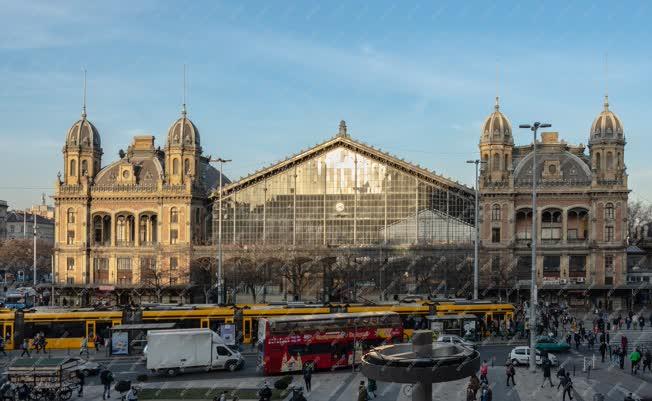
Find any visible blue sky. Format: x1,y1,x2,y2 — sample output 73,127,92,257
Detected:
1,0,651,209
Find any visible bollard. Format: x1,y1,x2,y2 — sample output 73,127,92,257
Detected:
592,354,596,369
587,364,591,379
583,357,587,372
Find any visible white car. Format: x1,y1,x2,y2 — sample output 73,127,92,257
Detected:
509,346,558,366
436,335,477,350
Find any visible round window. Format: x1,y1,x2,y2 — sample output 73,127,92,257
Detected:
335,202,345,213
548,164,557,174
122,170,130,179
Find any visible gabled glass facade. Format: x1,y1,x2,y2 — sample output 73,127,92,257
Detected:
218,145,474,247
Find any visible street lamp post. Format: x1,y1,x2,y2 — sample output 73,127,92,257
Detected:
33,213,38,287
518,121,551,372
210,157,232,305
466,159,484,300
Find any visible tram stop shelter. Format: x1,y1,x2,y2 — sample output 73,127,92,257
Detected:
110,323,176,356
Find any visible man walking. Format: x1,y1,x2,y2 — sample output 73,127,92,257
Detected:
643,348,652,373
302,362,312,393
600,341,607,363
99,368,114,400
541,355,554,388
505,361,516,387
630,348,642,375
19,339,30,357
560,372,573,401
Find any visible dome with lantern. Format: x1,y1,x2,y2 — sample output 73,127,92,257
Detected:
167,106,200,148
480,97,513,144
590,95,624,143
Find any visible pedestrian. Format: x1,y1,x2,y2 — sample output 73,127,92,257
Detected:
20,339,30,357
469,374,480,398
99,368,114,400
560,372,573,401
643,348,652,373
367,378,377,399
556,366,567,390
81,336,90,357
216,391,227,401
639,316,645,330
587,333,595,351
16,381,29,401
40,334,47,353
302,362,312,393
619,347,626,370
626,316,632,330
480,359,489,384
357,381,368,401
630,348,642,375
566,333,572,345
573,332,581,350
104,337,111,357
600,341,607,363
541,355,554,388
505,361,516,387
75,368,85,397
258,382,272,401
125,386,138,401
621,335,628,355
466,385,475,401
94,334,101,352
0,337,6,357
480,383,492,401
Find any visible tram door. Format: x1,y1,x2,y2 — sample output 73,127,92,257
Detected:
243,317,252,344
86,321,96,340
3,322,13,350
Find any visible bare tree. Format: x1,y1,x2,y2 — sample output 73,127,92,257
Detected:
190,257,216,303
628,200,652,244
278,250,314,301
0,239,52,282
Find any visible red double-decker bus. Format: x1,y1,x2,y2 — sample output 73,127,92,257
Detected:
257,311,403,375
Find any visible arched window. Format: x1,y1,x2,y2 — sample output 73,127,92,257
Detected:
184,159,190,175
493,153,500,171
116,216,126,242
605,203,615,220
67,208,76,224
596,152,601,170
172,158,179,175
70,159,77,176
491,204,501,221
81,160,88,176
170,207,178,224
606,152,613,170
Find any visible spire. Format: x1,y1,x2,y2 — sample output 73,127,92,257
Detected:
82,68,87,119
182,64,187,117
495,63,500,111
338,120,348,137
604,52,609,111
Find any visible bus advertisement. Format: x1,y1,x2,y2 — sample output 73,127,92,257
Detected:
257,311,403,375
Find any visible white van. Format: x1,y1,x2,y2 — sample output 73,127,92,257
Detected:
146,328,244,376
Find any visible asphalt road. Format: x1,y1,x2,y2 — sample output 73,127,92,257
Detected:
85,345,524,385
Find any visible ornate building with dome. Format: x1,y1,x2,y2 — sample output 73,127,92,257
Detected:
53,103,223,304
478,95,629,309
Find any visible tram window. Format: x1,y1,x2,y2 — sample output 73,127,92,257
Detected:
209,319,226,333
25,321,86,338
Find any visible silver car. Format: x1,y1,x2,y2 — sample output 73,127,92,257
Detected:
436,334,477,350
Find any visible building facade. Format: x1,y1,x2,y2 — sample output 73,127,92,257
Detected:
53,105,222,303
0,201,7,240
5,211,55,243
479,96,629,309
210,121,476,302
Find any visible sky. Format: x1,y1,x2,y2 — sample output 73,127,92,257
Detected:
1,0,651,209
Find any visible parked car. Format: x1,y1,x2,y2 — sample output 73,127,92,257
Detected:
436,334,477,350
534,335,571,352
509,346,558,366
69,357,103,376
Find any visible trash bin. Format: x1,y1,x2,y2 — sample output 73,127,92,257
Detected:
592,394,604,401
